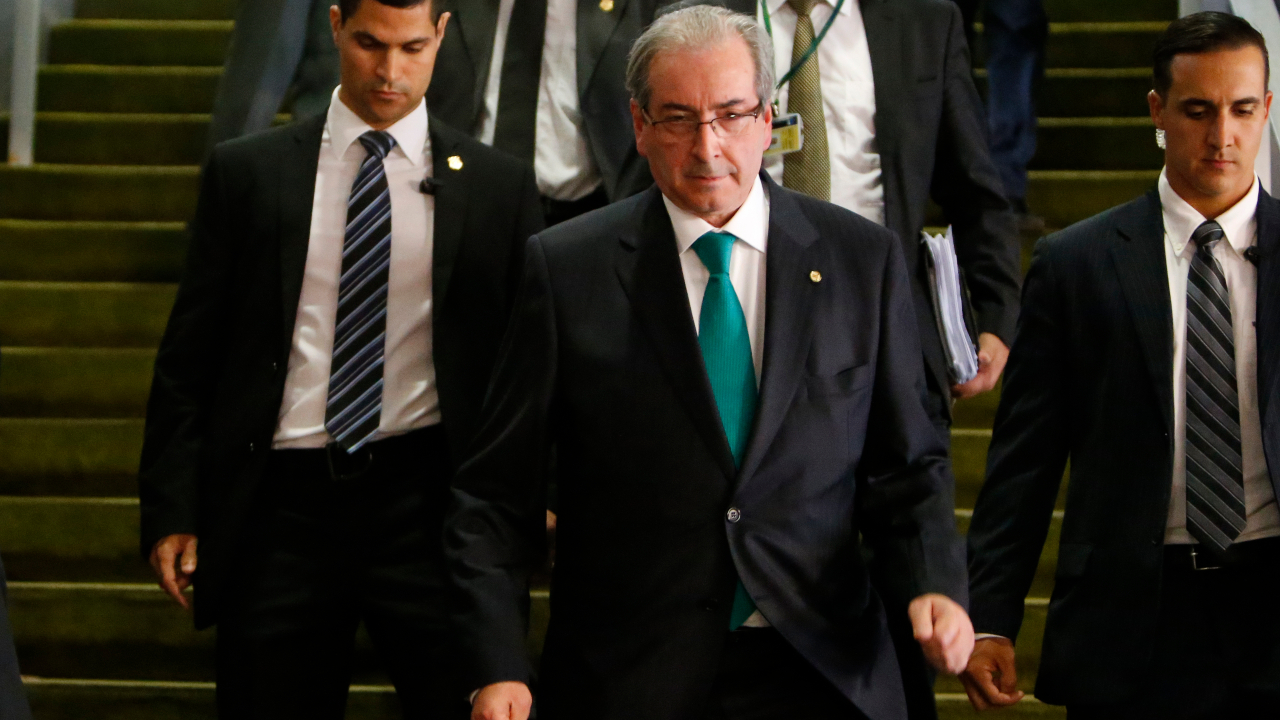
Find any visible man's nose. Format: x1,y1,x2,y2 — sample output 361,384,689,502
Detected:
691,121,720,161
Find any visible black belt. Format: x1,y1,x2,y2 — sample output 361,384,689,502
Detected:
270,425,447,483
1164,536,1280,572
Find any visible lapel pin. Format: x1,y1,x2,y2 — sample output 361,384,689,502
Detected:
600,0,614,11
810,270,822,283
447,155,464,171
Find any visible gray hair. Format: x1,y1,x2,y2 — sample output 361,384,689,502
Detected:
625,5,776,112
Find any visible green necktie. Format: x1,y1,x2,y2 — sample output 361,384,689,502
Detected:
781,0,831,201
692,231,760,630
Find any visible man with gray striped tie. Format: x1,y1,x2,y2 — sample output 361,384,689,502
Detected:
138,0,542,716
962,12,1280,717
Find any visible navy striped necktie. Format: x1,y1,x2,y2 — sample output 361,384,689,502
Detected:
325,130,396,453
1184,219,1246,552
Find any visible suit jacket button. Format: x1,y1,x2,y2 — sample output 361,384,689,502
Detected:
248,442,256,453
726,508,741,523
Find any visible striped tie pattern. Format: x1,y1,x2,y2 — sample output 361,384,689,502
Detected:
781,0,831,202
1184,219,1246,552
325,130,396,453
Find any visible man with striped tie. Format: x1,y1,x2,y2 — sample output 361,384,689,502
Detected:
138,0,542,716
962,12,1280,717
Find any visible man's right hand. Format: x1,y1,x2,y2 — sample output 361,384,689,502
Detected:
959,636,1025,710
149,534,198,610
472,682,532,720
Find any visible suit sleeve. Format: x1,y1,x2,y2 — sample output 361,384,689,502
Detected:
444,235,557,691
966,238,1071,641
929,1,1022,346
858,234,968,605
137,150,237,557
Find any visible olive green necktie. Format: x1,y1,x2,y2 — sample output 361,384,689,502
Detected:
781,0,831,201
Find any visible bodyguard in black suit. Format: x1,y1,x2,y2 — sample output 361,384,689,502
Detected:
963,14,1280,717
451,8,973,720
428,0,665,223
0,553,33,720
138,0,542,716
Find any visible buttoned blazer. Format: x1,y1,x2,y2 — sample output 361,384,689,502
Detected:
444,174,967,720
966,190,1280,704
137,113,544,629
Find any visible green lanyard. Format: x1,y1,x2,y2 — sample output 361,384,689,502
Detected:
760,0,846,93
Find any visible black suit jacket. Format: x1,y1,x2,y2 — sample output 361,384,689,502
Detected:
444,176,967,720
138,112,544,629
966,190,1280,704
428,0,661,201
0,554,33,720
710,0,1020,407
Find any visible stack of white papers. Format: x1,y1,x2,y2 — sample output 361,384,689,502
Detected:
921,226,979,384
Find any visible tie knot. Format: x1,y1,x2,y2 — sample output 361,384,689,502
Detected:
1192,220,1225,258
788,0,819,17
359,130,397,161
693,231,736,276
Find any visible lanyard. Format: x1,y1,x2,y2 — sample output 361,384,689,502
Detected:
760,0,846,92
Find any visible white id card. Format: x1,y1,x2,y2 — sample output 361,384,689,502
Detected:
765,113,804,157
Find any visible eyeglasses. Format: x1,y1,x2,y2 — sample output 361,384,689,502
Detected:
642,103,765,140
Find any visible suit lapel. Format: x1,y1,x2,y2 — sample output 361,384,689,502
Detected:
1253,191,1280,492
616,188,738,478
455,0,502,121
278,115,327,359
738,180,820,482
429,119,469,314
576,0,630,99
1110,190,1174,435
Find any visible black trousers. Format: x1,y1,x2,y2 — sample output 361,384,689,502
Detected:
704,628,868,720
1067,539,1280,720
0,553,33,720
216,426,466,720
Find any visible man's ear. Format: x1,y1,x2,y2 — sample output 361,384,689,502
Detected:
1148,89,1165,130
330,4,343,45
631,99,649,158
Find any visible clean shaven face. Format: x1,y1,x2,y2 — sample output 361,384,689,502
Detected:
330,0,451,130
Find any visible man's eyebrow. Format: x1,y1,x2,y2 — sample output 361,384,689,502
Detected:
1178,96,1263,107
657,99,752,113
351,30,432,46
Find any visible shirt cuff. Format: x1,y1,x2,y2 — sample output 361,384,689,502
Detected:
975,633,1010,642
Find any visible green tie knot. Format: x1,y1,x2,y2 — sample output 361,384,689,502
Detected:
787,0,818,17
693,231,736,277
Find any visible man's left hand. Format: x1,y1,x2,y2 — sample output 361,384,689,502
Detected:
908,593,975,675
951,333,1009,400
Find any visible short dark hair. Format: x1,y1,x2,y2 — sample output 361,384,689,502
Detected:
338,0,439,22
1153,11,1269,97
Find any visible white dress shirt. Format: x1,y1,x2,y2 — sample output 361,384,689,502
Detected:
1159,169,1280,543
759,0,884,225
664,177,770,626
273,88,441,449
478,0,602,201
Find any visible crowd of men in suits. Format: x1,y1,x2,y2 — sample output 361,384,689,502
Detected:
109,1,1280,719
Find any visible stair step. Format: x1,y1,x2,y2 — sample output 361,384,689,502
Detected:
937,695,1064,719
0,499,143,582
0,165,198,222
1026,170,1159,229
30,113,211,166
0,220,186,282
0,282,174,347
49,20,232,67
39,66,221,114
1,348,154,419
977,68,1153,117
976,22,1167,69
76,0,236,21
1042,0,1174,22
0,419,142,497
1032,118,1163,171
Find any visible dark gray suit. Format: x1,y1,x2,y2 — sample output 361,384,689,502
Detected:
444,174,967,720
0,554,32,720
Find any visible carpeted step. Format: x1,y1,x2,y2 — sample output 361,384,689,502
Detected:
951,389,999,431
76,0,236,21
1032,118,1163,171
1043,0,1174,22
29,113,211,165
39,66,220,114
0,348,154,418
0,220,186,282
1026,170,1160,229
938,695,1064,719
49,21,232,67
0,165,198,222
0,419,141,497
976,22,1167,69
0,498,143,582
977,69,1152,117
0,282,174,347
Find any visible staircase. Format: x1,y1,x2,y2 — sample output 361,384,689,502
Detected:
0,0,1169,716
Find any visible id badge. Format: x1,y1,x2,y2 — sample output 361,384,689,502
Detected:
766,113,804,156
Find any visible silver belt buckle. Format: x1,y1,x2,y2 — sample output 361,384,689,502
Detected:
1190,546,1221,571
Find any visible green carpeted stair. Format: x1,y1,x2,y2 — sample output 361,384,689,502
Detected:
0,0,1169,715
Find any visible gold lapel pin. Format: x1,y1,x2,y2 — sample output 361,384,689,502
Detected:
599,0,614,11
810,270,822,283
447,155,464,171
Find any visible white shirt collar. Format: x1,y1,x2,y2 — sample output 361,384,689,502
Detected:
325,86,430,166
767,0,854,19
1158,167,1258,257
663,175,769,256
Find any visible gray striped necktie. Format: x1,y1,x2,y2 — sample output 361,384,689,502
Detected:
325,130,396,453
1185,219,1247,552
